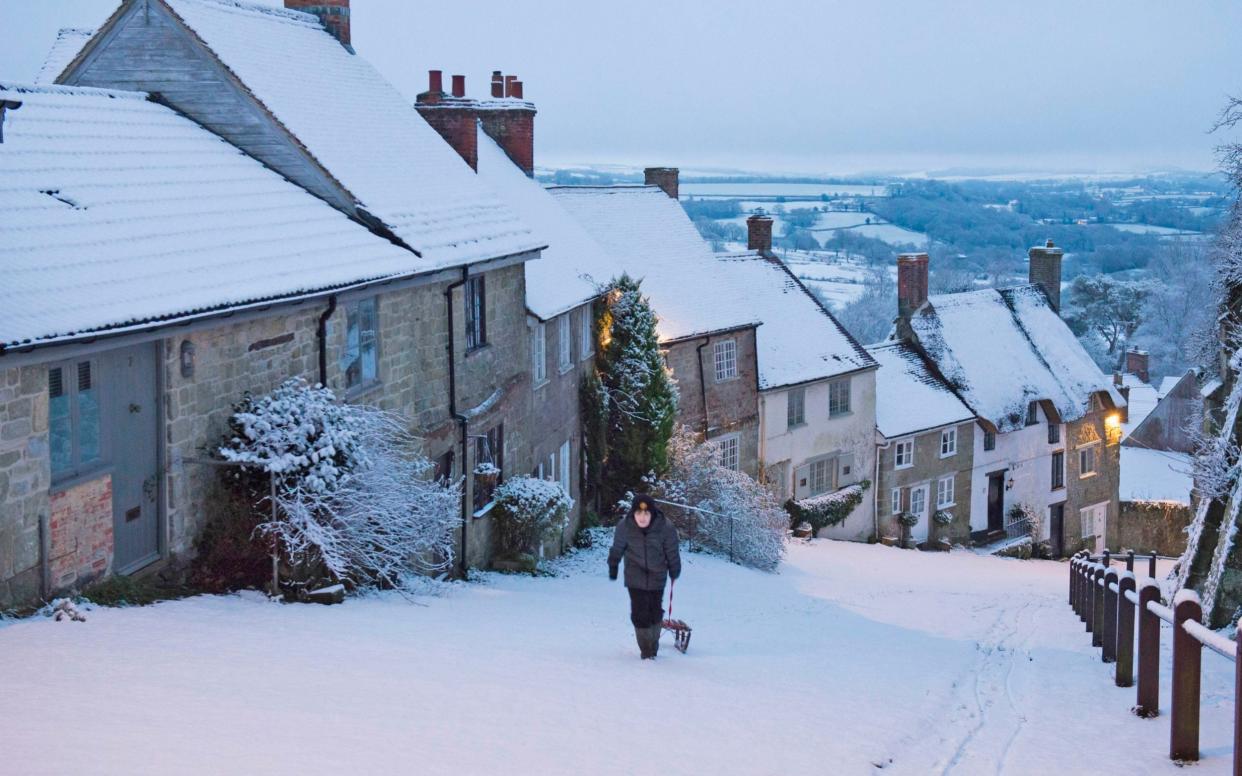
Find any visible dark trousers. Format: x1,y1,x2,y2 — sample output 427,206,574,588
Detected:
628,587,665,628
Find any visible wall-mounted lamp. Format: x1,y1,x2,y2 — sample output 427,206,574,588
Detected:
180,340,196,379
1006,475,1015,491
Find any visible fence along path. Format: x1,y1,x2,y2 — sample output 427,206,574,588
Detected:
1069,550,1242,771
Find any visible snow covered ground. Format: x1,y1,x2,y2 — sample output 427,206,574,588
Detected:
1,540,1235,775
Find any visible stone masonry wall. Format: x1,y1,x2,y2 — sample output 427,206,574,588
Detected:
0,364,50,609
1066,407,1122,553
876,421,975,546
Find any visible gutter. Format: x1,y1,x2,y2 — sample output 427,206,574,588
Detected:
445,267,470,578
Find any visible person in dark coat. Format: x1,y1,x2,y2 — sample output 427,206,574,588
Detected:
608,495,681,659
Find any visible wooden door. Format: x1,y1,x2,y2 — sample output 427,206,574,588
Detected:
107,344,160,573
987,473,1005,531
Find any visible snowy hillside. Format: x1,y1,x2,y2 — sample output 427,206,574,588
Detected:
0,540,1234,775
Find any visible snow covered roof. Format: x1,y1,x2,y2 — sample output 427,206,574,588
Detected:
714,252,876,387
159,0,540,266
905,284,1123,432
475,134,609,320
0,83,424,349
36,28,96,85
1158,375,1182,398
869,342,974,438
1119,448,1192,505
1120,373,1159,440
548,186,760,341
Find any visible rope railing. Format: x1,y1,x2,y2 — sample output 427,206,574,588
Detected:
1068,551,1242,769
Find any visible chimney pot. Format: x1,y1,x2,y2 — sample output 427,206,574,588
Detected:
897,252,930,319
1028,239,1064,314
451,75,465,98
284,1,351,48
478,76,537,176
511,81,524,100
644,167,679,200
747,214,774,254
491,71,504,98
428,69,443,93
504,75,517,98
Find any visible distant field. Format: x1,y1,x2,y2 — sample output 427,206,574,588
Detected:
1103,222,1203,237
681,183,887,198
780,252,891,310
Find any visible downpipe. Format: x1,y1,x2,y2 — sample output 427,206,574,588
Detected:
445,268,470,578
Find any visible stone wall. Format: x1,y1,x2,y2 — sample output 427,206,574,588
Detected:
1116,500,1192,557
48,475,113,590
0,364,50,609
1066,407,1122,553
876,421,975,546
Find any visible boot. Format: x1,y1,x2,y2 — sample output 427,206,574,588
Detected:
647,622,663,657
635,626,650,659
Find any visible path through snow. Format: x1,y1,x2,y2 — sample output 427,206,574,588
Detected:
0,541,1233,775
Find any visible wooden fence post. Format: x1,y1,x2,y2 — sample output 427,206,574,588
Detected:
1070,556,1077,607
1127,550,1135,573
1150,554,1158,579
1085,563,1096,632
1079,560,1090,623
1103,568,1119,663
1073,558,1083,616
1103,549,1111,569
1093,566,1106,648
1115,571,1136,687
1170,590,1202,762
1135,580,1161,718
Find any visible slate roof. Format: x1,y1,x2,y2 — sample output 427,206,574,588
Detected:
869,341,974,438
903,284,1123,432
159,0,540,266
0,83,422,349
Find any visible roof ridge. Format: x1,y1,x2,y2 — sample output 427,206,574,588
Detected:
170,0,317,26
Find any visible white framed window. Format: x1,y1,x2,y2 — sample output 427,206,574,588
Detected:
939,428,957,457
787,387,805,429
532,322,547,384
1080,502,1107,539
558,314,572,371
936,475,955,508
809,458,834,496
890,487,902,515
580,307,594,360
910,485,927,517
1079,443,1098,478
714,339,738,381
894,439,914,469
343,297,379,392
558,440,571,494
548,451,556,481
829,377,851,417
717,434,740,471
465,276,487,350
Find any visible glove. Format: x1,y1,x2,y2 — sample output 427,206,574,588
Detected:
609,565,618,581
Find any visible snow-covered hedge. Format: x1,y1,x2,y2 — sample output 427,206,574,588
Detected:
784,482,869,533
492,476,573,559
218,378,462,591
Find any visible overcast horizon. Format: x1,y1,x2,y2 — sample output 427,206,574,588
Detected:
4,0,1241,177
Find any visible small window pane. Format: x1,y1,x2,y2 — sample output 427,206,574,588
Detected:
580,309,594,359
984,430,996,451
829,378,850,417
714,340,737,381
787,387,805,429
77,376,101,465
890,488,901,515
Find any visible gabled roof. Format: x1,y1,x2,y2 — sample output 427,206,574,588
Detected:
869,341,974,438
154,0,539,266
548,185,760,341
36,28,96,85
715,252,877,388
0,83,420,349
903,284,1122,432
475,134,610,320
1120,373,1159,439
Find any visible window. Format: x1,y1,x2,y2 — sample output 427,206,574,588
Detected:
787,387,806,429
809,458,834,496
558,314,572,371
940,428,957,457
936,475,955,508
894,439,914,469
717,434,740,471
829,378,851,417
1048,422,1061,444
1026,402,1039,426
531,322,547,384
890,488,902,515
910,486,927,517
580,307,594,360
465,276,487,350
1051,450,1065,490
714,339,737,381
1080,503,1107,539
343,297,378,391
558,441,571,494
49,360,103,482
983,430,996,451
1079,444,1098,478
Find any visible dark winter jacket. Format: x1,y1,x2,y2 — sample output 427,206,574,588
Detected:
608,507,681,591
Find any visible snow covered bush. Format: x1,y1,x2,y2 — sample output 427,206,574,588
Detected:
896,511,920,528
492,476,573,559
634,427,786,571
784,481,870,533
932,509,954,526
215,378,462,592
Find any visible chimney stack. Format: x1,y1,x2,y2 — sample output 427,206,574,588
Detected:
897,252,930,319
1125,348,1150,384
284,1,351,49
415,70,478,170
644,167,679,200
1116,384,1131,424
478,72,536,176
1029,238,1064,313
747,213,774,254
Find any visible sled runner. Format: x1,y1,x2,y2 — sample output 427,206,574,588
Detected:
662,579,691,654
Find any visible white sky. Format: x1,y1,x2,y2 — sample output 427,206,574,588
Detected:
4,0,1241,175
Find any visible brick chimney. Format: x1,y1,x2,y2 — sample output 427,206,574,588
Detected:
284,1,351,49
644,167,679,200
415,70,478,170
1029,239,1064,313
478,71,536,177
1116,384,1131,424
1125,348,1150,384
897,252,930,319
747,213,773,254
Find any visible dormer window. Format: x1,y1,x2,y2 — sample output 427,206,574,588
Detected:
1025,402,1039,426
